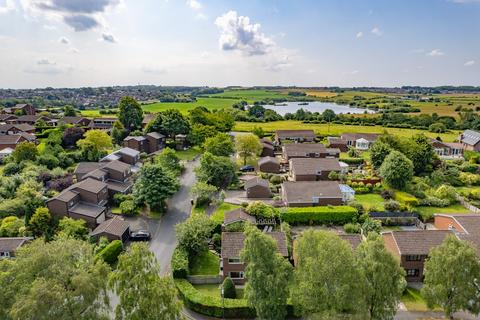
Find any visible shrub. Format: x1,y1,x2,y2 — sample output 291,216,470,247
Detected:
341,157,364,165
343,223,361,234
171,247,189,278
347,200,364,215
245,201,277,218
3,162,22,176
269,175,283,185
434,185,457,204
384,200,401,212
225,221,245,232
418,196,450,207
212,233,221,250
381,189,395,200
395,192,419,207
96,240,123,265
0,198,26,218
113,193,133,206
280,206,358,225
222,277,236,299
328,171,339,180
119,199,139,216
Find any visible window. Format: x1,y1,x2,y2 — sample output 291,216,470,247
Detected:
69,201,74,208
406,255,422,261
102,188,107,194
229,271,244,279
406,269,419,277
0,251,10,258
228,258,242,264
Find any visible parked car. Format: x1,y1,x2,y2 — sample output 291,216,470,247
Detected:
130,230,151,241
240,165,255,172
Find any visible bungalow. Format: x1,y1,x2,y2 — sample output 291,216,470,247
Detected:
275,130,316,144
261,142,275,157
281,181,354,207
0,237,32,259
0,134,28,150
221,231,288,284
382,230,451,282
7,115,56,126
245,177,271,199
0,115,18,124
223,208,257,229
340,133,379,150
0,123,35,135
58,116,91,127
258,156,280,173
431,139,464,159
90,216,130,243
46,178,109,229
101,147,141,168
90,117,117,130
434,214,480,255
282,143,340,161
459,129,480,152
1,104,36,116
289,158,342,181
327,137,348,152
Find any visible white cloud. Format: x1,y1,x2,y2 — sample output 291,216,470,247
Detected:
24,59,73,74
371,27,382,36
0,0,15,14
356,31,363,38
426,49,445,56
195,12,206,20
68,47,79,53
215,10,275,56
186,0,201,10
142,66,167,75
101,33,116,43
264,53,291,72
464,60,475,66
58,36,69,44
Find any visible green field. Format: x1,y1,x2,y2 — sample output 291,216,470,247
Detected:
141,97,240,113
234,121,459,142
206,89,291,101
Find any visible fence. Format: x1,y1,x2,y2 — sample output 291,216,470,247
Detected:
457,196,480,214
369,211,419,226
187,275,222,285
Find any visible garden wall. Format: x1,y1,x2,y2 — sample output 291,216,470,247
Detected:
187,275,222,285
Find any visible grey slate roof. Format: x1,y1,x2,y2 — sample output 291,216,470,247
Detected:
461,130,480,146
258,156,279,166
283,143,327,158
91,216,129,237
117,147,140,157
0,237,31,252
221,232,288,258
290,158,341,175
244,177,269,189
146,132,165,139
223,208,257,225
282,181,342,204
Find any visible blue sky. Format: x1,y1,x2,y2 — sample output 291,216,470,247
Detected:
0,0,479,88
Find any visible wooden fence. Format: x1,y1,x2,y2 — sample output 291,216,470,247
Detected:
457,196,480,214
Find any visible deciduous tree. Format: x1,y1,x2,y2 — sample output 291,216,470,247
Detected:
27,207,53,238
111,120,127,145
195,152,237,188
77,129,112,161
56,217,89,240
12,141,38,163
369,141,392,169
235,134,262,166
117,96,143,132
154,147,182,175
175,213,214,257
379,150,413,190
203,132,235,156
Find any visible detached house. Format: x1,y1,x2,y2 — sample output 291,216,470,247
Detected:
1,104,36,116
90,117,116,130
90,216,130,243
281,181,354,207
0,237,32,259
245,177,271,199
123,132,166,154
258,156,280,173
459,129,480,152
0,123,35,135
47,178,109,228
341,133,379,150
289,158,342,181
0,134,29,151
434,214,480,255
101,147,141,168
282,143,340,161
431,139,464,159
275,130,316,144
58,116,91,127
221,231,288,284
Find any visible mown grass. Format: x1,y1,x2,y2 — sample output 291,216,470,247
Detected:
210,203,241,224
234,121,459,142
193,284,245,299
401,287,441,312
206,89,289,101
415,203,472,219
355,193,385,211
189,251,220,276
141,97,240,113
177,146,202,161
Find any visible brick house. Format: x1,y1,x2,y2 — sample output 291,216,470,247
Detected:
90,117,117,130
245,177,271,199
0,123,35,135
261,142,275,157
434,214,480,254
0,134,28,150
282,143,340,161
289,158,342,181
58,116,91,127
7,115,56,126
90,216,130,243
123,132,166,154
221,231,288,284
223,208,257,230
1,104,36,116
459,130,480,152
46,178,109,229
431,139,464,159
100,147,141,168
275,130,316,144
382,230,451,282
0,237,32,259
0,115,18,123
327,136,349,152
258,156,280,173
281,181,354,207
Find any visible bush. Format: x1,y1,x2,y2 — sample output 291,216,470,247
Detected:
3,162,22,176
212,233,221,250
280,206,358,225
340,157,364,165
0,198,26,218
113,193,132,206
119,199,139,216
222,277,236,299
343,223,361,234
418,196,450,207
269,175,283,185
384,200,401,212
395,192,419,207
245,201,277,218
171,247,189,278
347,200,364,215
381,189,395,200
37,154,60,170
434,185,457,204
96,240,123,265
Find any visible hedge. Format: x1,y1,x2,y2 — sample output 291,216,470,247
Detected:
97,240,123,265
339,157,364,165
395,191,419,207
171,247,189,278
280,206,358,225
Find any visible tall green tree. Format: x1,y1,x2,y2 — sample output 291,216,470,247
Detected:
109,243,182,320
0,237,110,320
235,134,262,165
203,133,235,156
241,225,293,320
422,236,480,319
112,120,127,145
154,147,182,175
56,217,89,240
12,141,38,163
379,150,414,190
133,164,179,212
369,141,392,169
77,129,113,161
118,96,143,133
189,124,217,146
27,207,53,238
63,105,76,116
175,213,214,257
404,134,436,175
355,233,406,320
292,230,363,317
195,152,237,188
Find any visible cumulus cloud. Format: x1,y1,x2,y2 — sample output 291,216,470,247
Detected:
426,49,445,56
356,31,363,38
215,11,275,56
371,27,382,36
24,58,72,74
0,0,15,14
464,60,475,66
58,36,69,44
186,0,202,10
20,0,120,31
101,33,116,43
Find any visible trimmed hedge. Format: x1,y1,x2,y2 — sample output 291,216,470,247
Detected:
97,240,123,265
171,247,189,278
339,157,364,165
281,206,358,225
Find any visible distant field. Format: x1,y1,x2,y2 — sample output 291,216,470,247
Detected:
206,89,289,102
304,90,338,98
141,97,240,113
234,120,460,141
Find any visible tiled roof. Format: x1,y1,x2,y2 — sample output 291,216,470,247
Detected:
0,134,24,144
72,177,107,193
387,230,451,255
258,156,279,166
0,237,31,252
339,234,362,249
221,232,288,258
102,159,131,173
290,158,341,175
327,136,347,145
146,132,165,139
75,162,105,175
69,202,105,218
283,143,327,157
117,147,140,157
244,177,269,189
282,181,342,204
124,136,146,141
223,208,256,225
341,133,379,142
261,137,274,145
91,216,129,237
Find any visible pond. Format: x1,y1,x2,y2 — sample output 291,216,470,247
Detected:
262,101,376,116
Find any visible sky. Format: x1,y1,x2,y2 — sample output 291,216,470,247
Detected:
0,0,479,88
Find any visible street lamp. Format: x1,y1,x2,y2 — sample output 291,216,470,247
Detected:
221,285,225,319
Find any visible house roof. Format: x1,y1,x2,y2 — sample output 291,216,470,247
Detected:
0,115,17,121
341,133,379,142
385,230,451,255
339,234,363,250
72,177,107,194
283,143,327,158
276,130,315,139
244,177,269,189
258,156,279,166
15,115,47,122
83,168,108,180
327,136,347,145
262,142,274,150
223,208,257,225
0,134,25,145
435,214,480,254
14,103,31,109
290,158,341,175
18,132,36,142
69,202,105,218
117,147,140,157
59,117,89,125
53,189,78,202
0,123,35,132
0,147,14,154
0,237,31,252
102,159,131,173
221,232,288,258
90,216,129,237
461,130,480,146
282,181,342,204
146,132,165,139
75,162,105,175
261,137,274,145
124,136,146,142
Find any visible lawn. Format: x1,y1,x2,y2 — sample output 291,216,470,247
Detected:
234,121,459,142
210,202,241,224
193,284,244,299
401,287,440,312
177,146,202,161
189,251,220,276
141,97,240,113
355,193,385,211
415,203,472,221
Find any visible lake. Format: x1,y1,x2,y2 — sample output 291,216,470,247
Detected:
263,101,376,116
